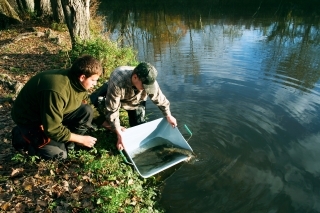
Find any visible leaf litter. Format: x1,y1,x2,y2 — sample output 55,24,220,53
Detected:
0,21,100,212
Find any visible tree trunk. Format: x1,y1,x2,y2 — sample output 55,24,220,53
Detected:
4,0,91,47
61,0,90,47
0,0,20,19
50,0,64,23
35,0,52,17
0,0,21,28
16,0,34,12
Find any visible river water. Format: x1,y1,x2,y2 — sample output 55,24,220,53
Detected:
100,1,320,212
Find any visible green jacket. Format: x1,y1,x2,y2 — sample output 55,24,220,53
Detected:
11,69,87,142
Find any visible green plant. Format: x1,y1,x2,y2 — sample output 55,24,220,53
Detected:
1,12,165,213
60,37,138,79
11,153,27,164
51,22,68,32
48,201,57,210
12,153,41,165
29,155,40,164
9,67,22,73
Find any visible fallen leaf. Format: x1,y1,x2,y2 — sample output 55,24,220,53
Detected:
82,175,91,182
128,179,134,185
34,173,42,179
82,185,94,194
36,200,47,207
55,167,62,174
62,180,69,192
11,168,24,177
73,185,82,193
35,205,42,212
22,177,34,192
23,184,33,192
62,174,69,180
14,203,26,213
50,170,55,176
125,198,131,204
71,192,80,201
1,202,10,211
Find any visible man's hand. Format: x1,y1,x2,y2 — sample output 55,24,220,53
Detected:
80,135,97,148
116,137,124,150
166,115,177,128
70,133,97,148
115,126,126,150
102,120,126,150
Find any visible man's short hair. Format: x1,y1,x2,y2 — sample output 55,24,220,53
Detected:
69,55,103,78
133,62,158,94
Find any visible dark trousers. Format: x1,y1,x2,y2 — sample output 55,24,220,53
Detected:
90,82,146,127
11,104,94,160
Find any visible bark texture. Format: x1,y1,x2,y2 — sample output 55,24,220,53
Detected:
16,0,34,12
1,0,91,46
36,0,52,16
0,0,21,28
51,0,64,23
61,0,91,46
0,0,20,19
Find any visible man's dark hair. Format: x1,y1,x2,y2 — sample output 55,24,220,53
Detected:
133,62,157,84
69,55,103,78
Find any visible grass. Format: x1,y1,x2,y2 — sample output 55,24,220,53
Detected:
1,20,165,213
8,111,165,212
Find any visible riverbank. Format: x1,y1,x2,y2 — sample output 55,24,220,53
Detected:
0,20,164,212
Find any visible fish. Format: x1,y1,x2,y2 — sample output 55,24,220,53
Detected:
132,143,196,175
160,146,196,163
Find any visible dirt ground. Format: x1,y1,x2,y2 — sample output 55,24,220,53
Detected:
0,19,72,162
0,20,78,212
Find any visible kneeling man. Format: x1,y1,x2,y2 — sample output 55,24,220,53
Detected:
11,55,103,160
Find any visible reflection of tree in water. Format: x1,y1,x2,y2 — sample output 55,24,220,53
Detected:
101,3,188,48
100,0,320,90
263,15,320,92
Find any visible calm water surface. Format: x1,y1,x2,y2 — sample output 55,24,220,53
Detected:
100,2,320,212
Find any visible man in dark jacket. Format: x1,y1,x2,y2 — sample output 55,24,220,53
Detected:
11,55,103,160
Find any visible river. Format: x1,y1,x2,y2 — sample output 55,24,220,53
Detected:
99,1,320,212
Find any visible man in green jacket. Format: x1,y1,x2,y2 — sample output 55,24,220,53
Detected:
11,55,103,160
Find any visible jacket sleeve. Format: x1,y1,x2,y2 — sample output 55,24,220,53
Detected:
39,90,71,142
105,81,122,130
148,81,171,116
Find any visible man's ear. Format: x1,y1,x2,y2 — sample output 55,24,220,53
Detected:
132,73,138,82
79,74,86,82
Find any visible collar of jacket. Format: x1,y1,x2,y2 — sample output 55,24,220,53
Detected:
67,69,87,92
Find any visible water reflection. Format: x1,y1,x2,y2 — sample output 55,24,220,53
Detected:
99,1,320,212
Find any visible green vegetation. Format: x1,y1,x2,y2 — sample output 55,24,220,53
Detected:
5,20,164,213
56,38,163,211
10,121,164,212
51,22,68,32
64,37,138,80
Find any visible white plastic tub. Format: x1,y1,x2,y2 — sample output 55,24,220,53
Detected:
122,118,193,178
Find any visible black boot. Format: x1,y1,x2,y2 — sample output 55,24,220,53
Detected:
11,126,28,152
